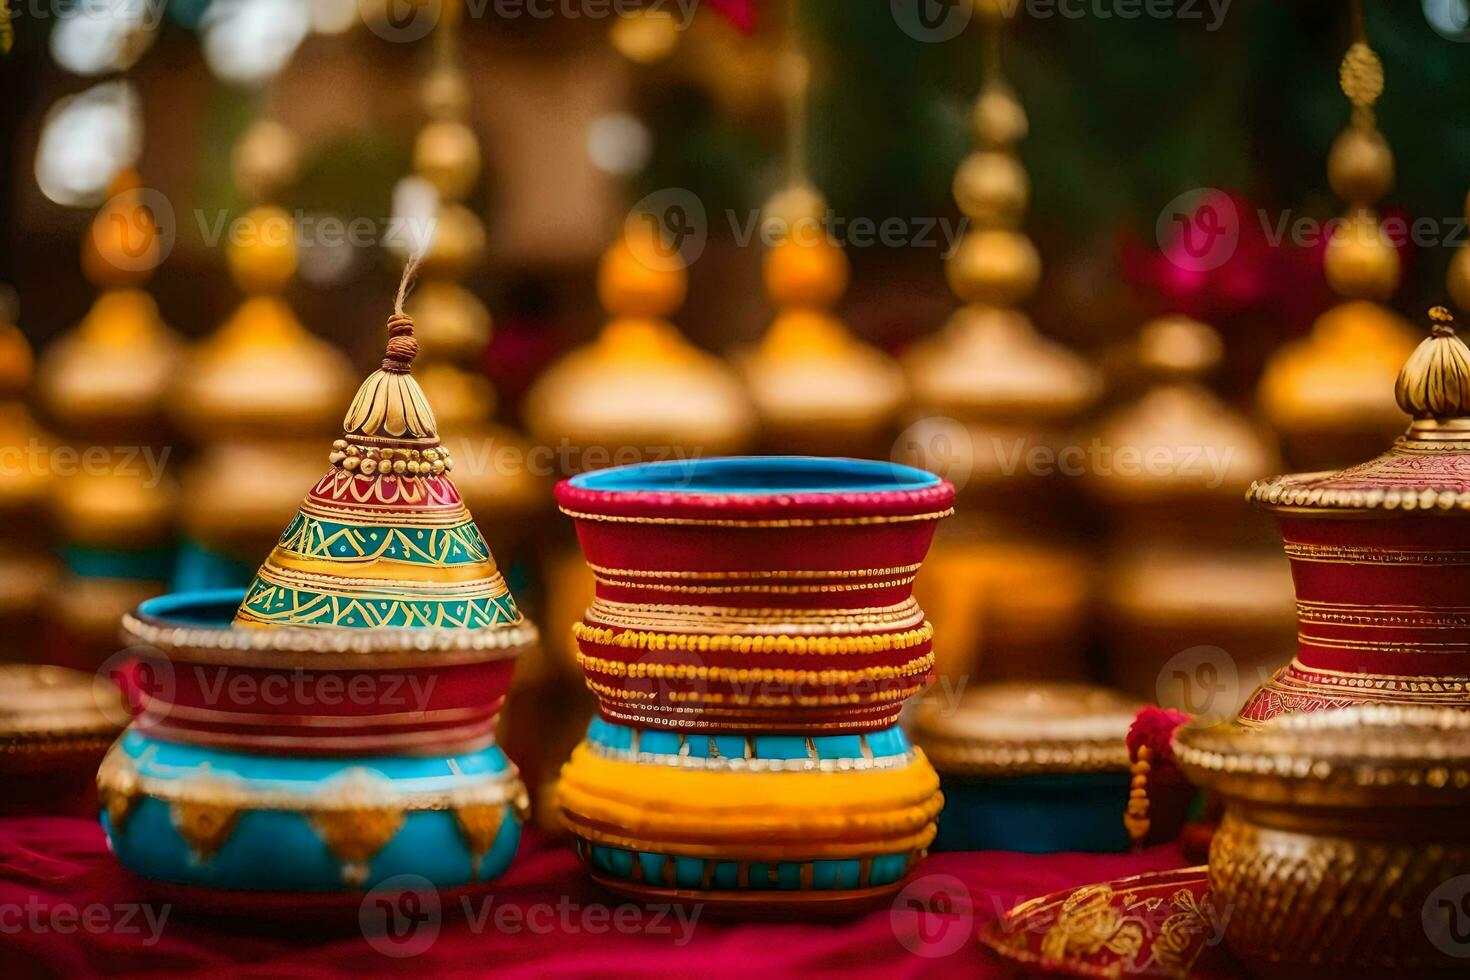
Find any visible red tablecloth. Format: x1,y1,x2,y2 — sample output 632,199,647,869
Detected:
1,818,1193,979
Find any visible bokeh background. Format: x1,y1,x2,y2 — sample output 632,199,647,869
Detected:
4,0,1470,804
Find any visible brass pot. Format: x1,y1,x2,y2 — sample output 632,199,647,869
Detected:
1175,706,1470,977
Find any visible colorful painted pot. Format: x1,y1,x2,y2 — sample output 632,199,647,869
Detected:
99,590,528,907
554,456,953,913
913,682,1178,853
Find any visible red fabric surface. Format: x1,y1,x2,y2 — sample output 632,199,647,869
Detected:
0,817,1205,979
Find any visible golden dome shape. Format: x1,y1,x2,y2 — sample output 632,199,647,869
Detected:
1259,300,1416,470
524,317,754,458
737,309,905,454
1088,317,1278,508
35,289,181,438
903,304,1099,422
173,297,352,440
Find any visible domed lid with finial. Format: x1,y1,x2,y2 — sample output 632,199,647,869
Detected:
1250,307,1470,515
232,261,529,632
523,223,754,457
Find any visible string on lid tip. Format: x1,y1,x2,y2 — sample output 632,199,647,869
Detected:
382,254,422,373
1429,305,1456,338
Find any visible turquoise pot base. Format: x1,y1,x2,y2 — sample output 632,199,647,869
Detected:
933,772,1132,853
103,732,524,899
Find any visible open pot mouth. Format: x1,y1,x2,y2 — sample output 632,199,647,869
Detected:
557,456,955,525
123,589,537,667
568,457,941,495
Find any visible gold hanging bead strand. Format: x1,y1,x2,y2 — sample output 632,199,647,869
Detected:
945,9,1040,306
1323,5,1399,301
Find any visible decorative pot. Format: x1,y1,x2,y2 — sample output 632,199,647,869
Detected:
1175,706,1470,977
1242,310,1470,721
554,456,952,914
913,682,1188,853
98,291,536,909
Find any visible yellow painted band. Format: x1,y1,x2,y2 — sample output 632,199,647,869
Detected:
556,743,942,847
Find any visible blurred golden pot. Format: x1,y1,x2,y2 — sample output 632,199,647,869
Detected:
1176,707,1470,977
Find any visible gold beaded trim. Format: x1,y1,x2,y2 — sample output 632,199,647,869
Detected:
120,612,536,668
558,507,955,528
573,621,934,655
1,731,117,755
584,598,925,636
585,680,924,707
585,562,924,581
917,737,1130,777
592,575,917,595
599,704,899,731
1249,477,1470,513
1174,705,1470,786
575,652,935,685
329,440,455,479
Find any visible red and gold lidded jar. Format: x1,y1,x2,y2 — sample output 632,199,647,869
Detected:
1243,307,1470,721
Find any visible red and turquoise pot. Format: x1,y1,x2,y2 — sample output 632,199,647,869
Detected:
98,589,529,908
554,457,953,914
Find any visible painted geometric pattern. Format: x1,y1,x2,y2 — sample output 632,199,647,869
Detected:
276,512,491,566
237,577,522,628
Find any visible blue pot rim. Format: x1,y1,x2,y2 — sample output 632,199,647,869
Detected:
566,456,942,496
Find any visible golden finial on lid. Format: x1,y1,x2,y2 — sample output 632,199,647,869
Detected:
1393,307,1470,419
340,258,439,443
